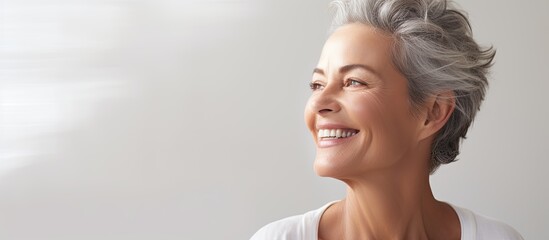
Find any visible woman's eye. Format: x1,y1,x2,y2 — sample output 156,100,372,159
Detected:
345,79,366,87
309,82,324,91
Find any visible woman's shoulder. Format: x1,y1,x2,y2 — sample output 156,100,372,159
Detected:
249,214,306,240
250,201,338,240
450,204,524,240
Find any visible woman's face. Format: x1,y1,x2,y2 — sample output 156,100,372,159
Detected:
304,23,425,178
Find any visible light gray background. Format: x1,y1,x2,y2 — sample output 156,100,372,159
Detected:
0,0,547,239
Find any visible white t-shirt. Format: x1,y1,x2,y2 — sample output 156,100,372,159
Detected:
250,201,523,240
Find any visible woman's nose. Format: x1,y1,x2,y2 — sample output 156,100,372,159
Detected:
311,87,342,115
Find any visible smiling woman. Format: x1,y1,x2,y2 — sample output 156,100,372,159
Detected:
250,0,524,239
307,24,420,180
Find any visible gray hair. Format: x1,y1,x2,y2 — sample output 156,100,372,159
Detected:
329,0,496,173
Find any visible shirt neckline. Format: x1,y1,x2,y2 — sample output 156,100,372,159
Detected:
313,201,465,240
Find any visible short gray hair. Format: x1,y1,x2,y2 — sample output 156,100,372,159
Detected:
329,0,496,173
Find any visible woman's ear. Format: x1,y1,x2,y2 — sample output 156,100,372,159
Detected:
418,91,455,141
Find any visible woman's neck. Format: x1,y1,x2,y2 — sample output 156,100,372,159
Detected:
318,166,460,240
343,173,433,240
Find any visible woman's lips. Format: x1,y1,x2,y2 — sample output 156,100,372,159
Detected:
317,128,360,148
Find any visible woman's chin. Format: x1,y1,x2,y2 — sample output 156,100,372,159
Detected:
313,156,350,178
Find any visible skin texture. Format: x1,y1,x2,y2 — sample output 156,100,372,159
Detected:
304,23,460,240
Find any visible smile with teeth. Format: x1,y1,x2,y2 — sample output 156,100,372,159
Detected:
318,129,359,139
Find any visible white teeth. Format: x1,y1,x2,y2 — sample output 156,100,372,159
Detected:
317,128,358,139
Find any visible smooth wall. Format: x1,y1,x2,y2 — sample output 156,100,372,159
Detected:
0,0,547,239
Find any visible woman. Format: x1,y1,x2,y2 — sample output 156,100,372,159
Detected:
251,0,523,239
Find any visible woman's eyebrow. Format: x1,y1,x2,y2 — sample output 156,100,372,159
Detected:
339,64,378,75
313,68,325,75
313,64,378,76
